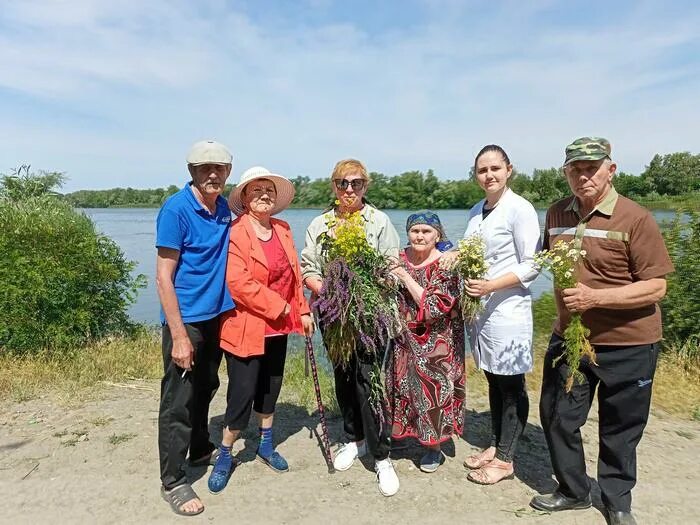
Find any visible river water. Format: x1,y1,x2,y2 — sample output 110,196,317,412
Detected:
82,207,677,325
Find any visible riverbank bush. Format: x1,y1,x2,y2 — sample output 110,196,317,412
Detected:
0,167,146,355
661,211,700,359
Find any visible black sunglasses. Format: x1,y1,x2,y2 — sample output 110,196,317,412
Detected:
333,178,366,191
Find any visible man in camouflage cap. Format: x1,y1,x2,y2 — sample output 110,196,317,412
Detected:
530,137,674,525
564,136,612,165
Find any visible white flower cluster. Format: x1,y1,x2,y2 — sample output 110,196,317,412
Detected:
534,240,587,289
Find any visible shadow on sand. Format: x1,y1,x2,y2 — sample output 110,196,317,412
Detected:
462,407,607,520
186,402,340,482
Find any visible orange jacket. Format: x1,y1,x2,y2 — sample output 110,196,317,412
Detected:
220,214,310,358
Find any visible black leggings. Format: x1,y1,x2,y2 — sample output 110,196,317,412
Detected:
223,335,288,431
484,371,529,463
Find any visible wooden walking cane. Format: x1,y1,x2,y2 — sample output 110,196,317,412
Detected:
305,336,335,474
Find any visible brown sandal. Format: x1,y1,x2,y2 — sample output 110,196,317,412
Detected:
463,449,495,470
467,460,514,485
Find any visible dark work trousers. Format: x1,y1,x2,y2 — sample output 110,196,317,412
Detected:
223,335,288,430
539,334,659,512
333,341,392,461
484,371,529,463
158,317,223,490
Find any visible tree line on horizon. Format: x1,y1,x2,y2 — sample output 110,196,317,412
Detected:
62,151,700,209
1,168,698,356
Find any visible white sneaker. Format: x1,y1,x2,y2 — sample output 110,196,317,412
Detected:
333,441,367,471
375,458,400,497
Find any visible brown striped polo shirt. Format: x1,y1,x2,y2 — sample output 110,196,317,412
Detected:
543,186,674,345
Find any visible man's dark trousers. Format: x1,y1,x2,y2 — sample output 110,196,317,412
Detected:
158,317,223,489
539,334,659,512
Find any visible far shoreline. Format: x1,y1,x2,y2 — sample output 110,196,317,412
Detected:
73,202,697,211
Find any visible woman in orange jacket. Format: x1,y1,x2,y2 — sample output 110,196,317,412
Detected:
208,166,313,494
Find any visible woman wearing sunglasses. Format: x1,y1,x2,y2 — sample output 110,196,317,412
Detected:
300,159,401,496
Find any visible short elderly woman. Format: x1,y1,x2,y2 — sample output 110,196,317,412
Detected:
300,159,401,497
208,167,313,494
388,211,465,474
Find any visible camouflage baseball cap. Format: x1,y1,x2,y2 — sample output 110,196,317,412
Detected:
564,137,611,166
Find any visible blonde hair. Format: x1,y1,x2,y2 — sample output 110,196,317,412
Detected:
331,159,369,181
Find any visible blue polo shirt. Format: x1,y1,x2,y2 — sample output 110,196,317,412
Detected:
156,183,235,324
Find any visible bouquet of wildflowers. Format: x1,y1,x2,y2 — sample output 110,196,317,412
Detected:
454,234,489,321
314,209,402,369
534,239,595,392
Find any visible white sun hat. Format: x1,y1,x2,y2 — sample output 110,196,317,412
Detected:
228,166,295,217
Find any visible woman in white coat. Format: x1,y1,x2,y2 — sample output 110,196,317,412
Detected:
449,145,541,485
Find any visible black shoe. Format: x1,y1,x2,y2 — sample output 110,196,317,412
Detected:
530,491,592,512
607,510,637,525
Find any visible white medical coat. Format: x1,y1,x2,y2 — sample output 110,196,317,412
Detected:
464,189,541,375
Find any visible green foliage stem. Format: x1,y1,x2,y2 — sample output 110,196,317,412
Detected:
557,314,596,392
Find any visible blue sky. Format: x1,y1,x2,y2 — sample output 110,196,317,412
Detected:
0,0,698,192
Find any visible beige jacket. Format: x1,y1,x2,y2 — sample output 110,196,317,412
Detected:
300,204,400,282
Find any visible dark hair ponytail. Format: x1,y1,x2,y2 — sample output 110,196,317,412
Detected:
474,144,511,173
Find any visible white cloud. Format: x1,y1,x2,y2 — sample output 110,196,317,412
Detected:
0,0,219,97
0,0,698,190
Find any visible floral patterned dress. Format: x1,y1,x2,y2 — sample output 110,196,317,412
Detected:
388,251,466,445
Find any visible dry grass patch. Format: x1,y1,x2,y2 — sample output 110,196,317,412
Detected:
108,432,137,445
90,416,115,427
652,340,700,419
280,343,339,416
1,328,697,421
0,330,162,404
518,335,700,420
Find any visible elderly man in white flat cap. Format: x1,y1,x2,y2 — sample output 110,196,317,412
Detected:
156,140,235,517
207,166,314,494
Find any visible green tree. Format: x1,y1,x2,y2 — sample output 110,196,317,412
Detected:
641,152,700,196
614,171,652,198
0,168,146,354
447,179,483,208
531,168,569,205
508,168,532,197
59,152,700,210
291,175,332,208
366,172,392,208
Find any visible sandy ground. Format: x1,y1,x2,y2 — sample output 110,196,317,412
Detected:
1,378,699,525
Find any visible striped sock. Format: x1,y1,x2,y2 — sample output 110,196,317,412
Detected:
258,427,274,458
